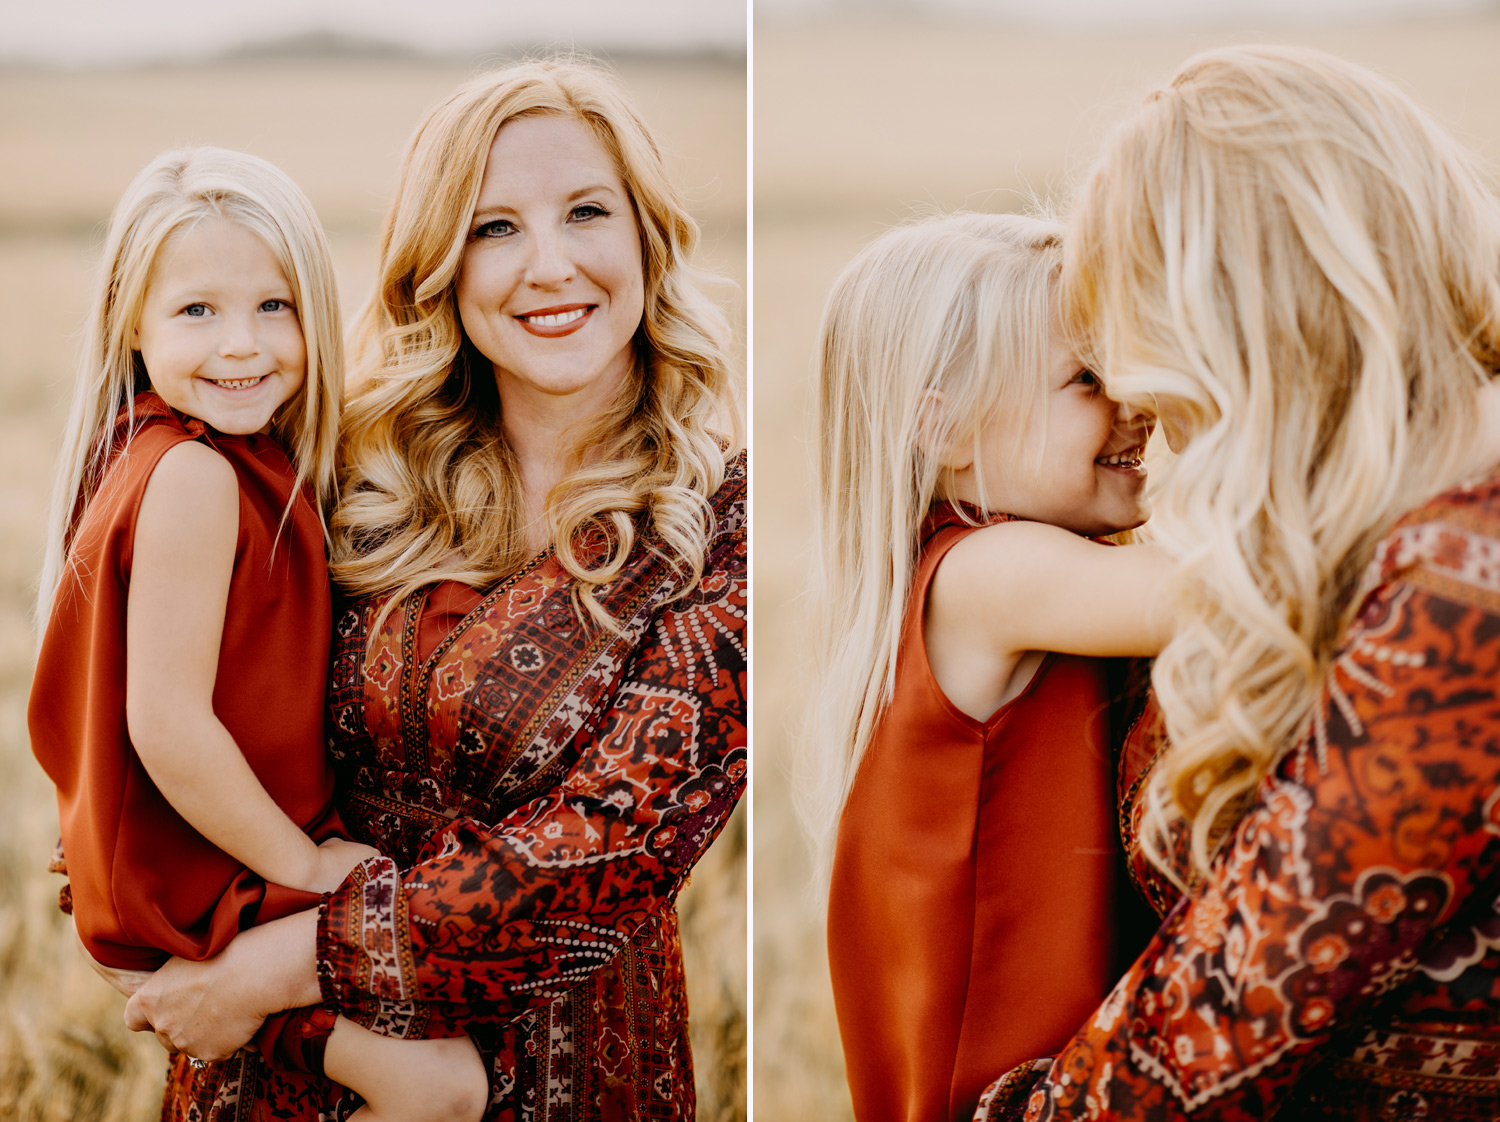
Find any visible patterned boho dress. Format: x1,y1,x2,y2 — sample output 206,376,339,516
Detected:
975,471,1500,1122
162,455,747,1122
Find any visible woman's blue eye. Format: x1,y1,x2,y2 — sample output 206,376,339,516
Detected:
473,219,515,239
1074,369,1100,387
571,204,608,221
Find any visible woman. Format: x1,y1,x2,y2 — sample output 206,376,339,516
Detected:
122,58,747,1122
976,45,1500,1121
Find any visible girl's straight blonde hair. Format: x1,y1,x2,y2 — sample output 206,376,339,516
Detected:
800,212,1064,888
1063,44,1500,882
331,57,740,625
37,146,344,627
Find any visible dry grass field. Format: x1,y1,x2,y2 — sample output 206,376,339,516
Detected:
0,52,746,1121
751,11,1500,1120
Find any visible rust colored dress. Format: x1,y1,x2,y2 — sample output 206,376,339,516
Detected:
828,504,1125,1122
975,472,1500,1122
28,393,343,1050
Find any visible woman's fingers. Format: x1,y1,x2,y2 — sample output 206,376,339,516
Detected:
119,953,263,1060
123,988,154,1033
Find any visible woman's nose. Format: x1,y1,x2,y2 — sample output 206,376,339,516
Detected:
525,227,576,289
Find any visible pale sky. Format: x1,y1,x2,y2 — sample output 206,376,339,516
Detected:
756,0,1495,25
2,0,748,66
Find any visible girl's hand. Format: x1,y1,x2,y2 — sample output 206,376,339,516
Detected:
306,838,381,894
123,909,322,1060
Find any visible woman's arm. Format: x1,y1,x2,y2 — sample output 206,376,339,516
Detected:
974,545,1500,1120
123,909,322,1060
317,481,748,1032
127,441,375,894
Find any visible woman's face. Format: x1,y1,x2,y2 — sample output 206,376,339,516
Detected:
456,114,646,415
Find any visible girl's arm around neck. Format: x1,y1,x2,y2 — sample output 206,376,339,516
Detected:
927,521,1173,720
125,441,373,894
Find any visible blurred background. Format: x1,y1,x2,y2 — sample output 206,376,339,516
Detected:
751,1,1500,1118
0,3,744,1120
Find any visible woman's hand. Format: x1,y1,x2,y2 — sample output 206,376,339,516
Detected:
123,908,323,1060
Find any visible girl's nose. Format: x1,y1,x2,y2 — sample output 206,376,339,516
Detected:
525,227,576,289
1114,394,1150,428
218,311,261,358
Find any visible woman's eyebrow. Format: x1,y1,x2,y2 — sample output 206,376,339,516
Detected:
471,184,622,222
566,183,623,201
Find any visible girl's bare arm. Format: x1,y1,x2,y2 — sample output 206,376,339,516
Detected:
927,521,1174,719
125,440,373,894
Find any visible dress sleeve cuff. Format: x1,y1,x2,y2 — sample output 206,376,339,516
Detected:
316,854,419,1018
973,1058,1054,1122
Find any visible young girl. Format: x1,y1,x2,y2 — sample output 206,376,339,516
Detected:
804,212,1173,1122
28,148,486,1122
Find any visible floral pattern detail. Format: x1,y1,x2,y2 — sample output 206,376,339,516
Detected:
975,475,1500,1122
164,456,746,1122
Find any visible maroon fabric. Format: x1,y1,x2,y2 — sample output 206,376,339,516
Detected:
829,504,1122,1122
163,454,748,1122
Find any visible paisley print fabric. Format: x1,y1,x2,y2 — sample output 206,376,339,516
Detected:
975,472,1500,1122
162,455,747,1122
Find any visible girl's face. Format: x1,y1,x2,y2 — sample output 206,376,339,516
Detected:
132,218,306,435
961,322,1154,536
456,113,646,418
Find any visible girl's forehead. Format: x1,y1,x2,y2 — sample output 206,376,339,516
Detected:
148,217,286,287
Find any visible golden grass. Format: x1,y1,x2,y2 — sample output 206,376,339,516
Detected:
0,53,745,1121
750,13,1500,1119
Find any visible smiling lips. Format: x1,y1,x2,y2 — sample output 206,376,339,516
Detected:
209,375,268,391
1096,444,1146,470
516,304,594,337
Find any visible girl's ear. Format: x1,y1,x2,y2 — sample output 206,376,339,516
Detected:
917,389,974,472
130,324,140,349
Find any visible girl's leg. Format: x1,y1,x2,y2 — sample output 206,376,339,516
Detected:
323,1015,488,1122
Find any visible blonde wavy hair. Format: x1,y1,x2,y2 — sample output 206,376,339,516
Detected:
331,57,740,623
800,212,1065,889
38,146,343,627
1063,44,1500,882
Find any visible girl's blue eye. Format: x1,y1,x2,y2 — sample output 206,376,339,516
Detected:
1074,369,1100,388
260,299,289,313
183,303,209,317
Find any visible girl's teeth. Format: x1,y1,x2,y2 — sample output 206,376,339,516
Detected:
212,376,264,390
523,308,587,327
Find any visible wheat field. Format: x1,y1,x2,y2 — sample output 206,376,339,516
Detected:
0,52,746,1121
750,11,1500,1120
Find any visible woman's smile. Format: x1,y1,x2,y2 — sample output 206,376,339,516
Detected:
515,302,594,336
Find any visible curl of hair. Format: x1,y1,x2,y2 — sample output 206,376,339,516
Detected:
1062,45,1500,883
37,147,343,629
330,57,741,628
799,211,1064,892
